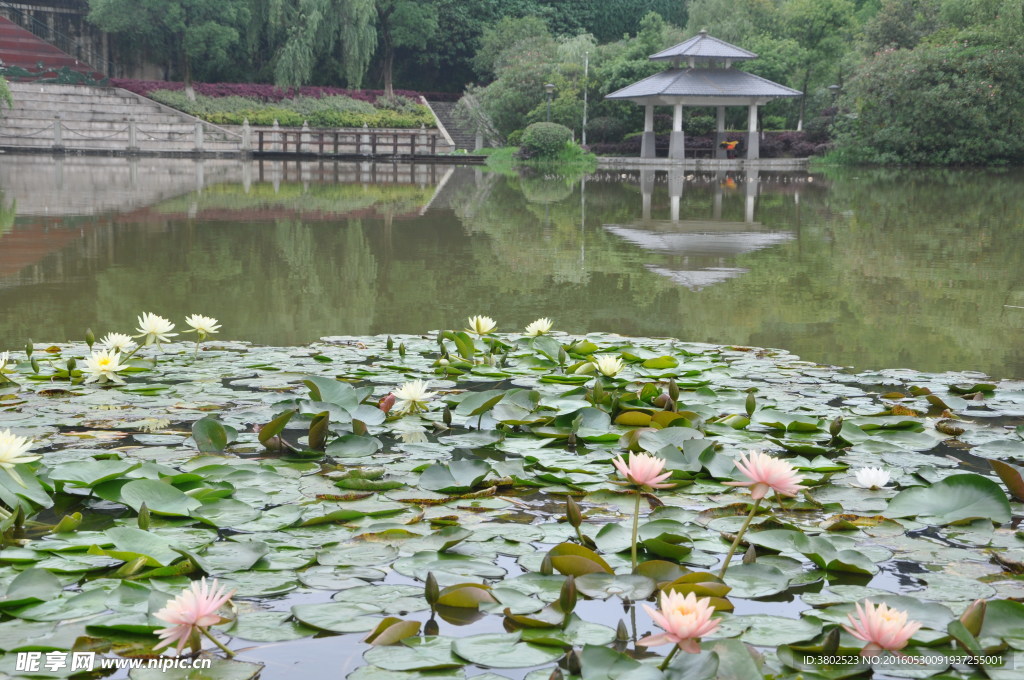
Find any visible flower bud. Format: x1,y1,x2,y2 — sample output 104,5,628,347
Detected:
559,575,577,614
386,336,394,351
540,553,553,576
424,618,439,636
959,598,986,637
668,379,679,401
137,503,151,531
85,328,96,349
398,343,406,358
745,392,756,417
821,626,840,655
25,340,33,358
616,619,629,642
566,497,582,528
566,432,577,450
30,357,39,374
742,544,757,564
558,347,567,366
443,405,452,427
592,380,604,404
830,415,844,437
424,572,439,607
565,649,582,676
66,357,76,373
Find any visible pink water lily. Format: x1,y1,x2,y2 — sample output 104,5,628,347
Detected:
153,578,236,654
843,600,922,655
723,450,806,499
612,452,673,490
638,590,721,654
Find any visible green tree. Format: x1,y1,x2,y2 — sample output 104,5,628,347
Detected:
781,0,855,129
0,75,11,111
376,1,439,95
861,0,940,52
88,0,250,89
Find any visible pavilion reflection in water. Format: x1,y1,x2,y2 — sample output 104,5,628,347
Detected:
603,168,796,290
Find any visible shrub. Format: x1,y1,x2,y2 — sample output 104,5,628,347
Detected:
586,116,627,143
520,122,573,158
506,129,524,146
685,114,715,136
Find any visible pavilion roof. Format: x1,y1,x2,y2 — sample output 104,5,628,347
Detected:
605,68,802,102
649,31,757,61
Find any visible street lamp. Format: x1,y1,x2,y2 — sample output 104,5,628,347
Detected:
545,83,555,122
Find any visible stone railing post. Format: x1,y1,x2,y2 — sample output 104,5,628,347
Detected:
272,119,280,151
53,115,63,149
241,119,252,152
194,122,205,153
127,119,138,153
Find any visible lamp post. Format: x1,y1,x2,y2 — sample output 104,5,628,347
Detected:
545,83,554,122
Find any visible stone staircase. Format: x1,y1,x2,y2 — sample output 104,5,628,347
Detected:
427,99,477,151
0,83,242,154
0,15,104,79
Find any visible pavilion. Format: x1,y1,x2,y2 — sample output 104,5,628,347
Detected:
605,31,801,160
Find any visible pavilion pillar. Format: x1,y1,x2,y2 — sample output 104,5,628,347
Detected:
641,104,656,159
641,169,655,220
747,103,759,159
668,104,685,161
668,169,684,222
715,106,727,159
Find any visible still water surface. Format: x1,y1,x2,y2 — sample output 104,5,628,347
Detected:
2,156,1023,378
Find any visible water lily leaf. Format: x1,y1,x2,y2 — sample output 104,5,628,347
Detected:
128,657,264,680
363,636,464,671
191,499,260,528
365,617,421,646
452,632,563,668
258,408,296,446
291,601,383,633
0,568,61,609
93,527,181,567
663,649,719,680
885,473,1011,525
722,563,791,598
418,460,493,494
119,479,202,516
575,573,655,600
579,644,662,680
326,434,383,458
730,614,822,646
191,540,269,574
333,584,431,615
978,599,1024,645
193,416,232,453
520,615,614,647
989,459,1024,502
641,533,693,561
547,543,613,576
49,460,140,487
228,611,314,642
705,638,763,680
455,390,505,418
318,543,398,567
303,376,362,409
437,583,496,608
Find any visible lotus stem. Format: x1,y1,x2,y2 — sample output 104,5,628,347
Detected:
718,497,762,578
658,646,680,671
631,490,641,572
201,627,235,657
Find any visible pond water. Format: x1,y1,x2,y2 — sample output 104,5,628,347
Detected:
2,156,1024,378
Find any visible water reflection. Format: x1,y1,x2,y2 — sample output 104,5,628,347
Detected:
1,156,1023,378
604,169,796,290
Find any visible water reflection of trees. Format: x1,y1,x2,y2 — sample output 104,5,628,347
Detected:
1,167,1023,377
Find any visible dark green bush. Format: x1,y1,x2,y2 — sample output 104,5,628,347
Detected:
586,116,626,143
506,129,524,146
520,122,573,157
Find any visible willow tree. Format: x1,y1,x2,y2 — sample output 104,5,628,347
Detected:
249,0,377,88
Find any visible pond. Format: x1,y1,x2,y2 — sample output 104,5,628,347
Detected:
2,156,1024,379
0,156,1023,680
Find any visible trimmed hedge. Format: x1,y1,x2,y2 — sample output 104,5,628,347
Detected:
520,122,573,158
589,131,826,158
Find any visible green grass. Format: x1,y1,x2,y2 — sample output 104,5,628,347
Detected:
484,145,597,176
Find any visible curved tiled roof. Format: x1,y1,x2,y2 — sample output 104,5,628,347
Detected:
606,68,801,101
650,31,757,61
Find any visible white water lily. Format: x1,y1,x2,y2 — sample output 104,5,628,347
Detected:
392,380,436,414
101,332,136,354
524,318,553,336
592,354,624,377
82,349,127,385
852,467,891,489
184,314,221,339
0,351,9,375
0,428,40,487
134,312,177,346
466,315,496,335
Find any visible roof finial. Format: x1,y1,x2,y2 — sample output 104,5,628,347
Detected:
699,29,708,36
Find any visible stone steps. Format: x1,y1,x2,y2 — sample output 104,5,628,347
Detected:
1,82,243,154
428,100,476,151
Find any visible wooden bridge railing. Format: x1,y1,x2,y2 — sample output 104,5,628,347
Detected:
253,128,442,157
